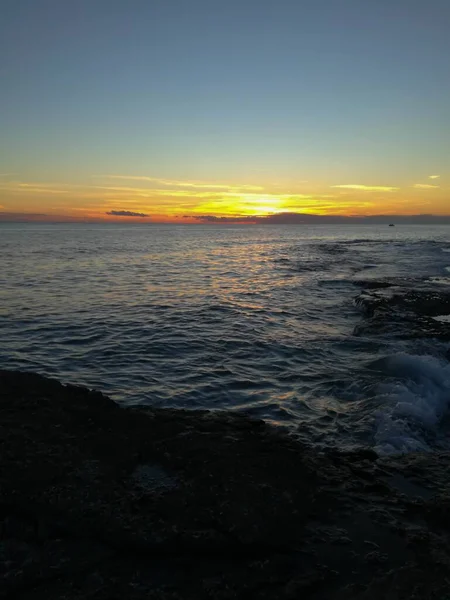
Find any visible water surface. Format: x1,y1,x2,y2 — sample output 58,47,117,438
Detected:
1,223,449,453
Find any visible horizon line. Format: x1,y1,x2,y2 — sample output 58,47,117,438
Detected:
1,210,450,225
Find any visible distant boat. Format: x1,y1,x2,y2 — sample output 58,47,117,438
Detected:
389,223,395,227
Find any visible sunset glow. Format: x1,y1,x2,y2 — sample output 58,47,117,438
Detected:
1,2,449,223
1,173,449,222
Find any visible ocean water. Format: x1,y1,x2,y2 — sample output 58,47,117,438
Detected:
1,223,449,454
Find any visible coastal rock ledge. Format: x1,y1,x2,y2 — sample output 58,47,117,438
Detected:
1,371,450,599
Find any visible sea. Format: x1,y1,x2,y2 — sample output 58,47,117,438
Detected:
1,222,450,455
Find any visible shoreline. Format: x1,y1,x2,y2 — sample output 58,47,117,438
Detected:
2,370,450,598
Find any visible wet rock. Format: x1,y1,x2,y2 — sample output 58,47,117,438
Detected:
354,287,450,340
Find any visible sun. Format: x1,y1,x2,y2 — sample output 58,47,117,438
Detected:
239,194,284,215
252,204,284,214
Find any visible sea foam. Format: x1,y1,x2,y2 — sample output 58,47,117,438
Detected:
372,354,450,454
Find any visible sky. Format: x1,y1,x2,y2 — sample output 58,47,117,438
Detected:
1,0,449,222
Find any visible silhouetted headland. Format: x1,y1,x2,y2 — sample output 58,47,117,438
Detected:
2,370,450,599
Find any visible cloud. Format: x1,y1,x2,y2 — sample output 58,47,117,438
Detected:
0,182,71,194
100,175,263,191
0,211,107,222
0,212,49,220
105,210,150,217
17,184,69,194
94,185,229,198
429,175,440,179
189,215,256,222
190,212,450,224
413,184,439,189
331,184,399,192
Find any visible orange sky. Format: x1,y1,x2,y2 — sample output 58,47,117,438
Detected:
0,173,448,222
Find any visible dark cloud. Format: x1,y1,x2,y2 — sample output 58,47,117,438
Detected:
191,215,256,223
106,210,149,217
0,212,48,220
191,212,450,225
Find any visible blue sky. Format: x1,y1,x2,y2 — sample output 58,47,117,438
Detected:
1,0,449,219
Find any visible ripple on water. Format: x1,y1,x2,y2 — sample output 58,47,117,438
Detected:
1,223,450,453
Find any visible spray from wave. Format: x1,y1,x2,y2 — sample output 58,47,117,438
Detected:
368,354,450,454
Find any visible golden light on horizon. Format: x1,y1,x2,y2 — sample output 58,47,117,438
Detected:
229,194,285,215
1,173,449,221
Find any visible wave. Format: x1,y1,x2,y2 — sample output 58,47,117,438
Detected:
433,315,450,323
369,354,450,454
428,277,450,286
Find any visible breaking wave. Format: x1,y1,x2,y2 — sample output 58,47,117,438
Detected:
368,354,450,454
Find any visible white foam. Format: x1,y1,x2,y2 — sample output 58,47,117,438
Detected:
372,354,450,455
433,315,450,323
429,277,450,286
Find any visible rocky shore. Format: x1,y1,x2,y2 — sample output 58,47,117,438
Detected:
1,370,450,599
353,280,450,341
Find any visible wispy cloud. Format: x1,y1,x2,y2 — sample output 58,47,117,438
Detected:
106,210,150,217
331,184,399,192
17,184,70,194
0,181,71,194
93,185,226,198
429,175,440,179
100,175,264,192
413,183,439,189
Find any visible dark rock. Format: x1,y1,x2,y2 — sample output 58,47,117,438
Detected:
1,370,450,598
354,287,450,340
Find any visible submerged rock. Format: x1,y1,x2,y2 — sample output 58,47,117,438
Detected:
354,286,450,340
1,370,450,598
